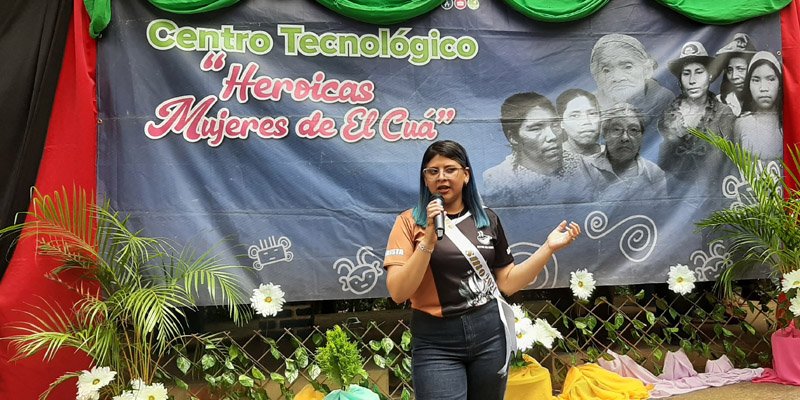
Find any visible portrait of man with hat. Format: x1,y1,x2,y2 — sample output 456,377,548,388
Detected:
658,41,735,196
715,33,758,116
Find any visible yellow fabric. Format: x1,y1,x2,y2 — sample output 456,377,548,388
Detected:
558,364,652,400
296,384,326,400
505,355,558,400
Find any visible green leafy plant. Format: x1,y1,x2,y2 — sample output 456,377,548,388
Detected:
687,129,800,299
0,187,251,398
316,325,368,391
368,328,412,400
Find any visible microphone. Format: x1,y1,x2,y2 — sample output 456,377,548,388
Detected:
433,194,445,241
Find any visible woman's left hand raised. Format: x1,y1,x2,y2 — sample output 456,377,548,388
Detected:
545,220,581,252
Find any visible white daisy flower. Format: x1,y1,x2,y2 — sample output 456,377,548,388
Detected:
790,294,800,318
511,303,526,324
781,269,800,293
515,320,536,351
570,269,596,301
250,283,286,317
530,318,563,349
135,382,169,400
515,316,533,336
667,264,696,295
76,366,116,398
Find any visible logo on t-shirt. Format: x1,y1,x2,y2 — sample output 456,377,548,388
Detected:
477,231,493,245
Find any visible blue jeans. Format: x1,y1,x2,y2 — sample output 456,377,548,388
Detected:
410,299,508,400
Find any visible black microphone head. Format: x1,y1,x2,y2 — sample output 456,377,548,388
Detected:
432,194,445,240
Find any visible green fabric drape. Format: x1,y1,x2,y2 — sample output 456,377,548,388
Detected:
502,0,610,23
81,0,794,38
147,0,240,14
314,0,444,25
654,0,793,25
84,0,111,38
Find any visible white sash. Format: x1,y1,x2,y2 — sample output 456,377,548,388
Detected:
443,214,517,374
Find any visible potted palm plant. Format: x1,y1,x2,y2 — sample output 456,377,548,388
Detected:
688,129,800,385
0,187,251,399
688,128,800,308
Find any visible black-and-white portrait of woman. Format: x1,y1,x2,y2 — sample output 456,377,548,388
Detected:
556,89,603,158
734,51,783,164
658,41,735,195
483,92,590,205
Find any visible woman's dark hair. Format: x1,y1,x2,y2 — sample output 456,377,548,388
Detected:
556,89,598,117
500,92,556,144
741,58,783,117
412,140,489,229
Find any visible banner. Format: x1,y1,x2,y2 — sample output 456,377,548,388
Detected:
97,0,782,302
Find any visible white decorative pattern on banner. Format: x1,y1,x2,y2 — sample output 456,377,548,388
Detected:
584,211,657,262
333,246,385,295
509,242,559,289
723,160,783,209
691,240,732,281
248,237,293,271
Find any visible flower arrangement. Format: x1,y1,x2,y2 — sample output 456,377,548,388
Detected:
0,187,251,399
569,269,596,301
688,129,800,301
781,270,800,322
509,304,563,368
667,264,697,295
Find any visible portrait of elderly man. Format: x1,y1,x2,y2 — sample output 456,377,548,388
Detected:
581,103,667,200
590,34,675,158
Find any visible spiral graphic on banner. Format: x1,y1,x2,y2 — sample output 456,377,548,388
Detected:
691,240,731,281
333,246,385,295
509,242,558,288
584,211,657,263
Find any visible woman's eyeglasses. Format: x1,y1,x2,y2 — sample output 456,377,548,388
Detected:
422,167,466,179
606,125,643,139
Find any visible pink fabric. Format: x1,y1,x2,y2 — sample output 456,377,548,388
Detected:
599,350,764,398
598,351,698,398
753,321,800,386
660,350,699,380
705,354,734,374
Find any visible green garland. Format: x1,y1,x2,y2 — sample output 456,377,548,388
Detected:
654,0,793,25
147,0,240,14
315,0,444,25
502,0,610,23
84,0,111,38
83,0,792,49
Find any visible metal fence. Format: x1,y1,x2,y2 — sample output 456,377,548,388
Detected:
167,282,777,399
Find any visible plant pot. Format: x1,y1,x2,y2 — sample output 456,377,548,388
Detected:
323,384,379,400
295,384,325,400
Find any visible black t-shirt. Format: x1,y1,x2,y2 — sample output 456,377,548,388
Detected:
384,208,515,317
